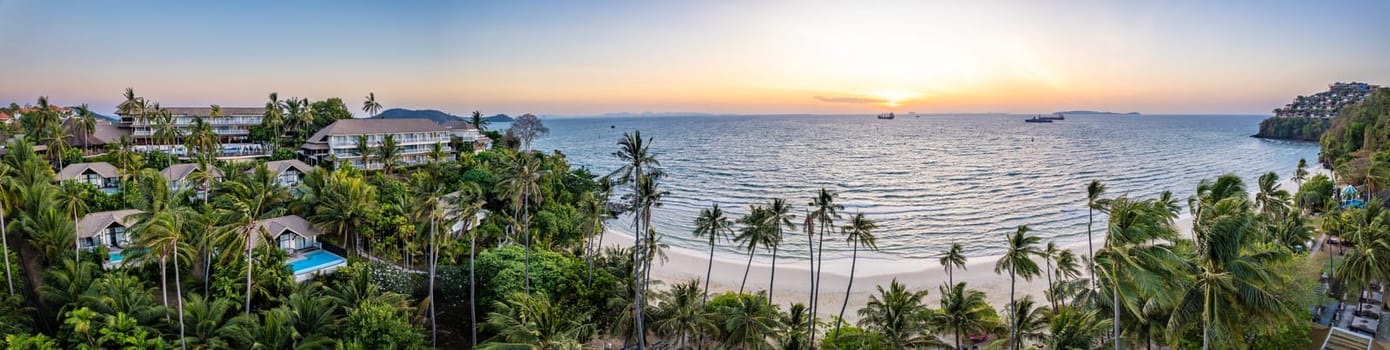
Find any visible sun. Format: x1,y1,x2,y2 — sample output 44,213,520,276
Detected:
874,90,921,108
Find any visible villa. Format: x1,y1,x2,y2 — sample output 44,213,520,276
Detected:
76,209,140,266
56,162,121,193
160,163,224,198
115,106,267,158
298,118,453,170
253,215,347,282
440,120,493,151
258,159,314,188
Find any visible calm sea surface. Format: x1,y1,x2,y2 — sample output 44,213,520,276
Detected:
527,114,1319,261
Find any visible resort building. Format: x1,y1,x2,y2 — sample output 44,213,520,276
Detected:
441,120,493,151
160,163,224,197
76,209,140,266
259,159,314,188
252,215,347,282
299,118,453,170
115,107,267,157
65,118,125,154
57,162,121,193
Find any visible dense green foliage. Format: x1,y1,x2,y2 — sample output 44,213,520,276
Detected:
1256,116,1329,141
1319,88,1390,186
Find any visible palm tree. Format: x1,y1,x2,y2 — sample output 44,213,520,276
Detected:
1086,180,1106,290
376,134,402,174
717,293,780,349
940,242,967,286
651,280,713,348
217,165,289,315
262,93,286,148
74,104,97,156
499,153,544,293
471,110,488,131
484,292,588,349
857,279,946,349
1043,306,1111,350
1002,296,1049,348
611,130,661,349
447,182,485,347
352,135,372,169
995,225,1042,350
131,204,193,348
1295,158,1309,185
763,198,795,303
1255,171,1290,219
807,187,843,344
938,282,994,350
632,174,668,332
1094,196,1180,350
833,212,878,339
692,203,734,306
307,168,376,256
58,184,88,259
582,189,612,287
1041,242,1061,311
734,205,769,294
409,175,446,345
362,93,382,118
426,142,447,165
0,163,13,296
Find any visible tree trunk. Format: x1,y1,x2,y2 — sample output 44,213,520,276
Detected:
812,221,827,346
1114,282,1121,350
428,216,437,346
73,209,80,260
1088,208,1097,293
174,239,186,350
769,243,778,303
522,189,531,294
740,247,754,294
1009,266,1017,350
833,241,858,340
470,232,477,347
161,257,169,310
633,219,646,350
1046,259,1056,312
2,207,13,295
244,230,254,315
586,222,596,287
705,239,715,307
807,226,816,347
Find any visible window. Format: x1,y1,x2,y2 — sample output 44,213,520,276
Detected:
277,231,297,250
80,237,98,249
107,225,127,248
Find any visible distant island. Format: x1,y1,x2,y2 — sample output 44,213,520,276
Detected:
373,108,514,123
1052,110,1142,115
1255,82,1379,141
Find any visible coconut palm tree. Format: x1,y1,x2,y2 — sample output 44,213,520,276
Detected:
734,205,769,295
938,282,994,350
857,279,947,349
611,130,661,349
217,165,289,315
1044,306,1111,350
484,292,589,349
57,184,88,260
940,242,967,287
833,212,878,339
650,279,713,348
307,168,376,256
692,203,734,306
351,135,372,170
377,134,402,174
1094,195,1181,350
409,174,447,345
448,182,485,347
762,198,795,302
471,110,488,131
1255,171,1290,219
1295,158,1309,185
1086,180,1106,290
1041,242,1062,311
499,153,545,293
131,204,194,348
717,292,781,350
633,175,668,322
263,93,286,148
582,190,613,287
995,225,1042,350
0,163,13,296
1002,296,1049,348
362,93,382,118
74,104,97,155
807,188,843,344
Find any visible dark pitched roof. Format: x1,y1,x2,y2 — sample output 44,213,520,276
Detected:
65,119,125,146
57,162,120,180
440,121,478,131
252,215,321,246
261,159,313,176
77,210,141,239
304,118,448,144
160,163,224,182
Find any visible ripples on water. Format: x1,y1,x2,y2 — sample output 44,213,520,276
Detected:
528,114,1320,261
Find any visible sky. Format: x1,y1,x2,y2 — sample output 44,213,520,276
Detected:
2,0,1389,116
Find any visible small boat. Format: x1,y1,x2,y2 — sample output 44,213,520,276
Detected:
877,112,896,120
1025,115,1053,123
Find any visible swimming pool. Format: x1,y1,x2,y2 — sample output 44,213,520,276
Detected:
287,250,346,275
109,251,123,263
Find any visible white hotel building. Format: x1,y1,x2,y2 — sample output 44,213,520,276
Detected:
115,107,267,157
299,118,453,170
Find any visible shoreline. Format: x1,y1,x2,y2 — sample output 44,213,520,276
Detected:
608,167,1326,323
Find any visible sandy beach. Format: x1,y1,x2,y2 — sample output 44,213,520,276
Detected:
606,167,1327,323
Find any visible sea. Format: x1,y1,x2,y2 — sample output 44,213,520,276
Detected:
525,114,1320,261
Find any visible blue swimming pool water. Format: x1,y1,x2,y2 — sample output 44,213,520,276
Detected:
288,250,345,274
109,251,123,262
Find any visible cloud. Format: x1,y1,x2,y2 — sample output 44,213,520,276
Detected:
814,95,888,104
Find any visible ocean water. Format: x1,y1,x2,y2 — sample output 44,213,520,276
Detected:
528,114,1319,261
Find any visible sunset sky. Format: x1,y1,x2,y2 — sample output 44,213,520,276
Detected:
2,0,1388,116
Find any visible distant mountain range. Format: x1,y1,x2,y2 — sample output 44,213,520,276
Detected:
1053,110,1142,115
372,108,514,123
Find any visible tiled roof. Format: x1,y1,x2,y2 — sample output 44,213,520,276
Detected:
261,159,313,176
77,210,141,239
160,163,224,182
252,215,321,246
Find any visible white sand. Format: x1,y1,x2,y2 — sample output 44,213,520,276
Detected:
608,167,1327,323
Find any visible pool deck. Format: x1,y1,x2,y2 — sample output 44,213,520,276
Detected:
285,249,347,282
